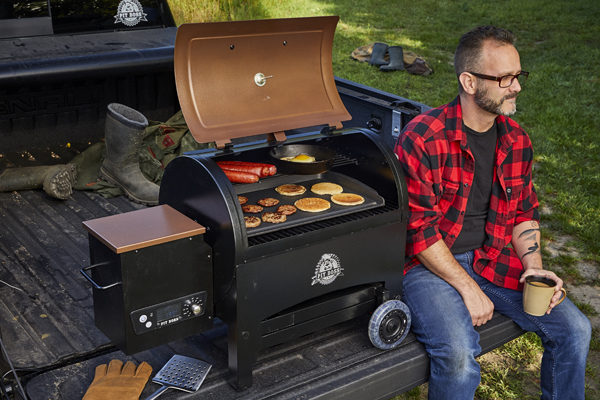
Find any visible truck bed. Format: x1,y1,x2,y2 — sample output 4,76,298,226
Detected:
0,24,524,396
0,144,524,400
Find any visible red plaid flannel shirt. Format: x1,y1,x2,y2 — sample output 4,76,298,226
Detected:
395,97,539,290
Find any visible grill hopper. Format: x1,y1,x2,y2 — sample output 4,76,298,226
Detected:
160,16,409,390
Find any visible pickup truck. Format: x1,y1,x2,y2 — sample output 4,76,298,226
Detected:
0,2,524,399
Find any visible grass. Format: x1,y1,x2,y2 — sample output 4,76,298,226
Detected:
167,0,600,398
395,333,546,400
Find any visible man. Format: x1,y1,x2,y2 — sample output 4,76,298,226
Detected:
395,26,591,399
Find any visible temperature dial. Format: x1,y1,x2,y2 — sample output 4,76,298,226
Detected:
183,295,206,318
191,304,202,315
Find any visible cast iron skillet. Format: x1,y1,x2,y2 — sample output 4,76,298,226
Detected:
270,144,337,175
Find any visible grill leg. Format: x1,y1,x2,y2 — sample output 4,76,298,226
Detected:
227,318,261,390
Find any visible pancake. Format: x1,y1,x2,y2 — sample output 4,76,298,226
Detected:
331,193,365,206
262,212,287,223
244,216,261,228
295,197,331,212
311,182,343,195
275,184,306,196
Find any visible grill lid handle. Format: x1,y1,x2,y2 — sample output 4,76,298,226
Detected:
267,131,287,144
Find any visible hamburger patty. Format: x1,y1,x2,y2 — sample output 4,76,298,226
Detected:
261,212,287,223
242,204,263,213
244,216,261,228
276,204,297,215
257,197,280,207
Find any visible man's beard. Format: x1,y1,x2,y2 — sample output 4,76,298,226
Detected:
474,86,518,117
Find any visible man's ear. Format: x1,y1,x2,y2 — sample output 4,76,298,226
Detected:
459,72,477,95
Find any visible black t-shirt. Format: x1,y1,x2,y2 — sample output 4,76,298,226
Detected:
451,122,498,254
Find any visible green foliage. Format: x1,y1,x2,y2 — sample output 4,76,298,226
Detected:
591,328,600,351
573,300,599,318
545,253,583,283
395,386,425,400
475,333,543,399
168,0,270,23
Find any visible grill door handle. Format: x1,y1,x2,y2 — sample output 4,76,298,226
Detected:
80,262,122,290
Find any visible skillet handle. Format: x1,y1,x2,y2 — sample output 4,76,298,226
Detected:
145,385,169,400
80,262,122,290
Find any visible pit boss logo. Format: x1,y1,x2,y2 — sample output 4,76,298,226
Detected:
114,0,148,26
311,254,344,286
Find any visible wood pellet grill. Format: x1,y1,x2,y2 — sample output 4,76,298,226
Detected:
81,16,411,390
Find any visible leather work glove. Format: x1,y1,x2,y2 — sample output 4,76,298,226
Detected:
82,359,152,400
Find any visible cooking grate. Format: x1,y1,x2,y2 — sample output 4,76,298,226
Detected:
331,154,359,168
248,202,398,246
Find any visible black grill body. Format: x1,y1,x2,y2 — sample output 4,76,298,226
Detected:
160,128,408,389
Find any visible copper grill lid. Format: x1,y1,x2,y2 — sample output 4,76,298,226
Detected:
174,16,351,146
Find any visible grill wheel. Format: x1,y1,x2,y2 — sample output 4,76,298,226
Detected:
368,300,411,350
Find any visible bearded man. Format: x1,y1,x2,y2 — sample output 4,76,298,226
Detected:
395,25,591,399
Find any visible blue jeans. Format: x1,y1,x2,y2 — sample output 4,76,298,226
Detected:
401,251,591,400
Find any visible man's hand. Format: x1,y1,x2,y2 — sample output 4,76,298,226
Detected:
520,268,564,314
513,220,564,314
417,240,494,326
459,283,495,326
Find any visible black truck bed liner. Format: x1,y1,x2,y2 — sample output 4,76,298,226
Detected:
0,144,524,399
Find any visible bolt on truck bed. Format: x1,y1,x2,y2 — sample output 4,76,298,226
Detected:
0,15,524,399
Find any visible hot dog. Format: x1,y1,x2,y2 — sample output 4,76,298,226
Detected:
217,162,270,178
221,169,259,183
217,161,277,176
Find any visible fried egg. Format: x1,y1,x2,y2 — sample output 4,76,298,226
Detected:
281,154,316,163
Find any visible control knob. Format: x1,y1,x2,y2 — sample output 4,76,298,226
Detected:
184,299,203,316
191,303,202,315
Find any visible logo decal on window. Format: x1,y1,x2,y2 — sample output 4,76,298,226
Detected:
114,0,148,27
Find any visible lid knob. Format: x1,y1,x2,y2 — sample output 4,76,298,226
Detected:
254,73,273,87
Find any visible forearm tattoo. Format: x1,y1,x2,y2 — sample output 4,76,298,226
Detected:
518,223,541,260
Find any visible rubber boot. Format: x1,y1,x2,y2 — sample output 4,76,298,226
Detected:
0,164,77,200
369,42,389,66
380,46,405,72
100,103,159,206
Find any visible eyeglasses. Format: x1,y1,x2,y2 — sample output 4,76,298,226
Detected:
468,71,529,88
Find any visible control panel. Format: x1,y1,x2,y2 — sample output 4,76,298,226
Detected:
130,292,207,335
